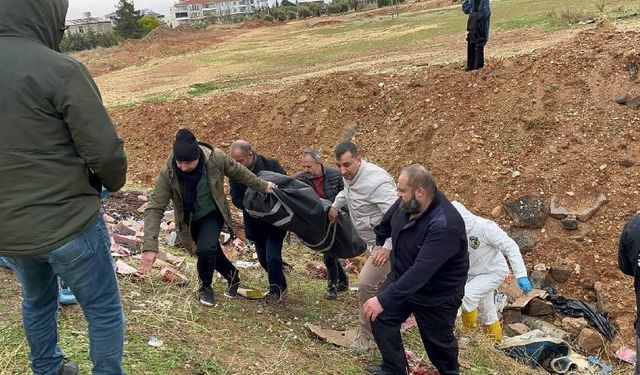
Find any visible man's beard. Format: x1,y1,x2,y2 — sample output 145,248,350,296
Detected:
401,195,421,215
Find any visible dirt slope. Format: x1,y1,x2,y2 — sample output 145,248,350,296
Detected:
111,22,640,346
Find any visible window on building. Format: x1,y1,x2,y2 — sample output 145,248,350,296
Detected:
78,26,84,33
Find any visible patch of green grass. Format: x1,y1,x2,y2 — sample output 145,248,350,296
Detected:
188,81,218,97
143,91,178,103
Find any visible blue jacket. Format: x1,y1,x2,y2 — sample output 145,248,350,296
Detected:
462,0,490,16
374,191,469,307
230,153,287,240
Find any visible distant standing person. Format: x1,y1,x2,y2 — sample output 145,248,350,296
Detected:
0,0,128,373
463,0,491,71
618,214,640,375
140,129,276,307
294,148,349,300
230,140,289,301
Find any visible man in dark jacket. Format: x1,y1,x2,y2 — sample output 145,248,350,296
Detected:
0,0,128,373
139,129,276,306
363,164,469,375
618,214,640,375
463,0,491,71
294,148,349,300
230,140,288,300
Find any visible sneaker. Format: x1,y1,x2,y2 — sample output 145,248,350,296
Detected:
264,290,285,304
336,281,349,293
58,288,77,305
58,361,79,375
326,285,337,300
364,364,394,375
199,287,215,307
224,278,240,298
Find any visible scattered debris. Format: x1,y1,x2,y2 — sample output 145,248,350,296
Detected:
237,288,268,299
503,196,547,229
561,218,578,231
160,266,190,287
147,336,163,348
115,259,138,276
615,346,636,364
587,356,613,374
234,261,260,269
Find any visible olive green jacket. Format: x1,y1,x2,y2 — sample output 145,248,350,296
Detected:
0,0,127,255
143,143,267,253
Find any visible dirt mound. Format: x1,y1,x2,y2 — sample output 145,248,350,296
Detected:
239,18,277,29
74,26,241,77
112,26,640,346
309,19,343,27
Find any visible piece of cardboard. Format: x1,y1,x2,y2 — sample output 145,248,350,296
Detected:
305,323,358,348
507,289,548,309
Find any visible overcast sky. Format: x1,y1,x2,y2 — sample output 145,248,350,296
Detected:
67,0,176,19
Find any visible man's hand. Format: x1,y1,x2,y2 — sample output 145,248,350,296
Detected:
363,296,384,322
371,246,391,267
137,251,158,276
328,207,339,223
265,181,277,194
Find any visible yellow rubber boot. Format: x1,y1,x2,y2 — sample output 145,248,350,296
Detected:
461,310,478,331
483,321,503,343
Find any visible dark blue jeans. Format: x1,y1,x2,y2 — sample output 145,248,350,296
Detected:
253,230,287,295
6,215,125,375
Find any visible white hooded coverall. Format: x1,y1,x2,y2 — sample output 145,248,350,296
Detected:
452,201,528,325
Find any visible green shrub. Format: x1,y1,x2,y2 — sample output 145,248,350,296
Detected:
287,10,297,19
59,30,122,53
298,6,312,18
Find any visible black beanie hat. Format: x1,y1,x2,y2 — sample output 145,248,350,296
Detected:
173,128,200,161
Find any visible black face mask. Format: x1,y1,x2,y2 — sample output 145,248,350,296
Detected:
401,194,422,215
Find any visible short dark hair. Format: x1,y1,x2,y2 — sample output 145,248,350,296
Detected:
401,164,437,195
302,148,322,162
334,141,359,159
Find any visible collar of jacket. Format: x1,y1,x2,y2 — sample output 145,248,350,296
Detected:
250,153,265,173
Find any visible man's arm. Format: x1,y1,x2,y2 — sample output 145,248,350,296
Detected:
375,199,400,247
370,180,397,249
142,170,172,253
377,228,460,308
54,63,127,192
619,219,637,276
462,0,472,14
485,222,527,278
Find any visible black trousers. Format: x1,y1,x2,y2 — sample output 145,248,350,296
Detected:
324,255,347,286
190,210,238,288
253,229,287,295
371,295,462,375
466,42,485,70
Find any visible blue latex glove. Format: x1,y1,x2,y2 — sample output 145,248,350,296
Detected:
100,187,111,199
517,277,532,294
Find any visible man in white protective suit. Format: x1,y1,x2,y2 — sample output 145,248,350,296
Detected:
452,201,532,342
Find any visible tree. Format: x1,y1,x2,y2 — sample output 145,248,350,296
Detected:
138,15,162,36
114,0,143,39
280,0,296,6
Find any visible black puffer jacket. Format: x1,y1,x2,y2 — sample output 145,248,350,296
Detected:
294,165,343,203
618,214,640,335
230,154,287,240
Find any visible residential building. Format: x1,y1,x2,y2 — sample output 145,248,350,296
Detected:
169,0,268,27
65,12,113,35
104,9,167,26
